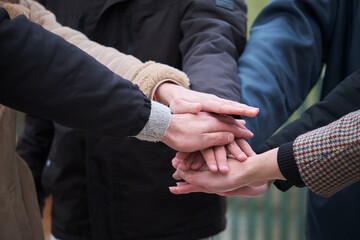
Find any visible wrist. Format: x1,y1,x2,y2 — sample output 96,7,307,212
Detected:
256,148,285,181
135,101,171,142
155,82,179,106
160,114,179,150
269,148,286,180
235,148,284,188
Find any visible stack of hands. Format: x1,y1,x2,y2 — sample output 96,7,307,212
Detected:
155,83,285,197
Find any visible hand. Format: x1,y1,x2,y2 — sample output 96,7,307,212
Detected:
170,181,271,197
172,138,256,173
162,112,250,152
155,82,259,117
171,148,285,194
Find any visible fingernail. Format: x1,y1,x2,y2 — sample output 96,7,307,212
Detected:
178,169,185,175
220,166,229,173
210,165,218,172
238,153,247,160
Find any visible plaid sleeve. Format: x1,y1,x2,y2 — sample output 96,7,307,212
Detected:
293,110,360,197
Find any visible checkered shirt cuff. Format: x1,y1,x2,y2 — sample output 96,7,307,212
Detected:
293,110,360,197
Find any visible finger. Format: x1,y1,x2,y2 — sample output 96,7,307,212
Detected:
172,157,182,168
200,132,234,150
176,152,197,171
191,160,211,171
169,182,214,194
190,154,206,170
201,99,259,117
176,181,188,186
201,148,218,172
226,141,247,161
236,139,256,157
178,158,194,171
214,146,229,173
215,116,251,133
206,116,253,139
175,152,190,160
171,99,202,114
231,126,254,139
176,169,214,187
235,121,247,130
238,119,246,125
172,169,183,180
234,120,251,131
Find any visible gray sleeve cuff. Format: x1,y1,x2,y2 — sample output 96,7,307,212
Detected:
135,101,171,142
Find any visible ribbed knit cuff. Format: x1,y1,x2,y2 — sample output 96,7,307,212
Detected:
277,142,305,187
135,101,171,142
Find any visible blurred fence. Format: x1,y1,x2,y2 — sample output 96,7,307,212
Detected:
219,187,307,240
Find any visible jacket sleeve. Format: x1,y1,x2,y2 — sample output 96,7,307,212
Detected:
238,0,336,146
276,110,360,197
263,69,360,191
0,8,151,137
179,0,247,103
294,110,359,197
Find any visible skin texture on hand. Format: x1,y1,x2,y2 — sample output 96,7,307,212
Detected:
171,181,271,197
156,82,258,156
173,137,256,173
170,148,285,197
155,82,259,116
161,112,252,152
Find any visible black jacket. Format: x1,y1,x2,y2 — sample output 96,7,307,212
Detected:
16,1,247,240
0,8,150,137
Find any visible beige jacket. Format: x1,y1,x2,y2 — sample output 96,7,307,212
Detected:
0,1,189,239
0,107,44,240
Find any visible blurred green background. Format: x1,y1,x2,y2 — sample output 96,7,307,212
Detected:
247,0,270,36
